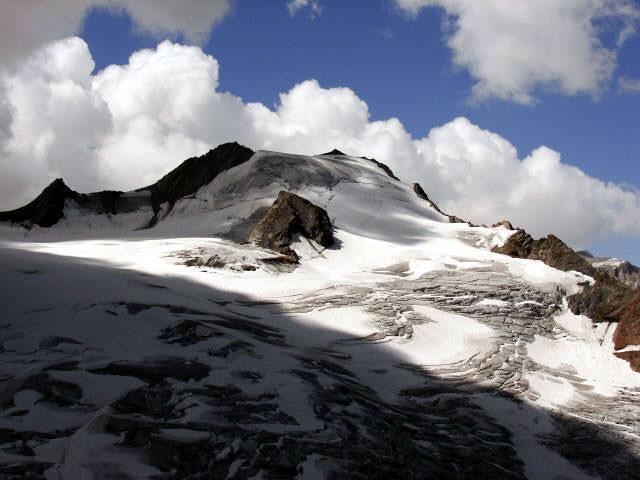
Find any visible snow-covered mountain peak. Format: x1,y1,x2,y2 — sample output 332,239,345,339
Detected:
1,143,639,479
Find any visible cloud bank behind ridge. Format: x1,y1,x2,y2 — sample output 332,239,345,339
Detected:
0,38,638,249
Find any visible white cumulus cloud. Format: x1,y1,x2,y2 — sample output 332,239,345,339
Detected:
1,38,639,250
394,0,640,104
0,0,230,68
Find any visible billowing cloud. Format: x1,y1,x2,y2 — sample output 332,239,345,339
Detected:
1,38,639,250
411,118,640,243
0,0,230,68
394,0,640,104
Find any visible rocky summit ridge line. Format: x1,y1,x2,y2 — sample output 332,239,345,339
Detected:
0,143,639,479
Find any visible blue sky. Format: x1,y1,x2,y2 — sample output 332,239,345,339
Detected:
1,0,638,262
82,1,640,187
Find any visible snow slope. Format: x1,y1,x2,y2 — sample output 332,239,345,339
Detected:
0,149,638,479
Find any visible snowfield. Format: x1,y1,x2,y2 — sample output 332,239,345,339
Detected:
0,150,638,479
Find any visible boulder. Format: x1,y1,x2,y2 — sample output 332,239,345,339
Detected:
246,191,333,258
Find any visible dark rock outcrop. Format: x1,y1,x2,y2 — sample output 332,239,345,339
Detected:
491,220,515,230
615,286,640,372
579,255,640,290
321,148,346,156
74,190,149,215
412,182,475,225
322,148,400,181
412,183,446,215
615,350,640,373
0,178,153,228
607,261,640,289
492,230,633,323
246,191,333,258
146,141,254,212
362,156,400,181
0,178,76,227
447,215,471,225
0,142,255,229
494,231,593,275
567,278,632,323
613,289,640,348
492,229,638,370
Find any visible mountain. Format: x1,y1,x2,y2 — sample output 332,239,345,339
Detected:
0,142,255,230
577,251,640,290
0,144,639,479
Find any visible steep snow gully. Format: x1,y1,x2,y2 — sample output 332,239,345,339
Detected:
0,144,639,479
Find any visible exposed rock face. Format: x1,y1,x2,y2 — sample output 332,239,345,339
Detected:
589,260,640,289
412,183,446,215
411,182,475,225
147,141,254,212
579,250,640,289
491,220,515,230
321,148,346,156
616,351,640,372
246,191,333,257
609,261,640,289
614,289,640,352
0,142,256,229
566,277,631,323
447,215,470,225
493,229,638,370
494,230,593,274
321,148,400,181
494,230,632,321
75,190,148,215
0,178,76,227
361,156,400,180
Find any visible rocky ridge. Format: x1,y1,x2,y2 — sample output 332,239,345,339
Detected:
0,142,255,229
492,229,639,372
579,251,640,289
145,142,254,219
411,182,472,225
